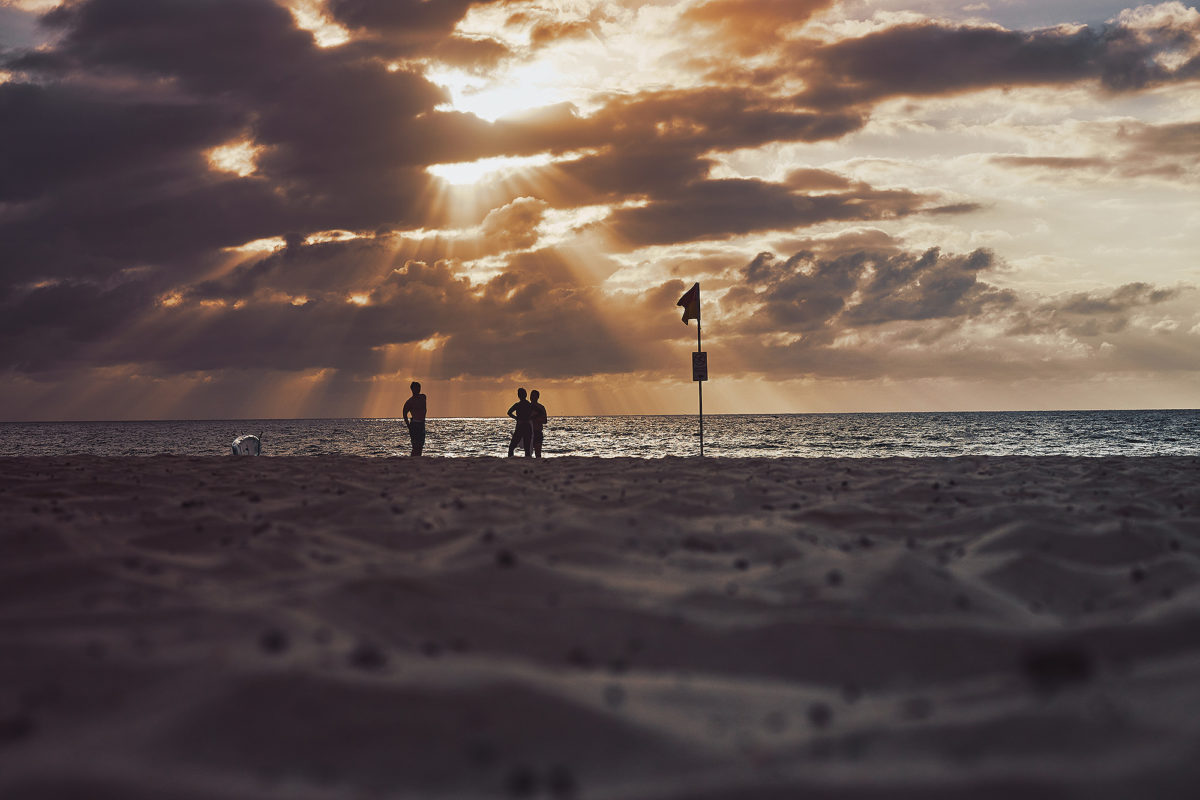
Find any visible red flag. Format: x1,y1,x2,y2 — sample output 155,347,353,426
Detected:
676,282,700,324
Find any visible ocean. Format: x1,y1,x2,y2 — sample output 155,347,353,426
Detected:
1,410,1197,458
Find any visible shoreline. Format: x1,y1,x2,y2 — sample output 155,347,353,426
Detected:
2,455,1198,797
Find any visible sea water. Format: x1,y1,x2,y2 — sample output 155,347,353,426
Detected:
1,410,1198,458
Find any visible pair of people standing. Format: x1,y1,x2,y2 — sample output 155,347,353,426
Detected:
507,387,547,458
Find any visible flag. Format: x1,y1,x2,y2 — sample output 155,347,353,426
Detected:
676,282,700,324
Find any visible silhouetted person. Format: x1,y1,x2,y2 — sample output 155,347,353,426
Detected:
403,381,427,456
507,387,533,458
530,389,548,458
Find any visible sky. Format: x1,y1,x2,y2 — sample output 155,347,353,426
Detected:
1,0,1199,419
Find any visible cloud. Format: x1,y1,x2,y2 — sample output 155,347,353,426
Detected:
1126,119,1200,156
0,278,154,373
498,1,615,52
1,0,461,283
121,258,478,375
420,83,866,170
0,81,243,203
990,119,1200,184
1054,282,1181,315
528,18,596,48
1004,282,1186,337
792,12,1200,110
185,197,549,305
599,178,962,248
0,230,669,382
724,246,1015,335
479,196,549,252
429,34,512,72
991,156,1109,171
681,0,836,53
326,0,493,42
187,236,401,301
714,237,1196,382
783,168,855,192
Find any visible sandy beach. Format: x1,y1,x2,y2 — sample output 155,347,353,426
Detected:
1,455,1198,799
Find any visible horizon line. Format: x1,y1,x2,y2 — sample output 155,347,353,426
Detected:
2,407,1197,424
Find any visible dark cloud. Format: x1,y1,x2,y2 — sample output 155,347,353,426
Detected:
120,259,477,375
724,246,1014,335
1,0,457,285
1004,283,1186,338
410,87,864,183
727,244,1185,346
600,179,957,248
171,245,664,381
186,196,549,304
0,170,297,284
839,249,1012,326
0,232,666,382
188,237,399,302
402,89,866,227
0,278,153,373
581,87,865,152
1125,120,1200,155
714,242,1195,382
28,0,455,183
1056,282,1181,314
793,16,1200,110
529,19,596,48
0,81,242,203
326,0,492,41
522,145,714,208
992,156,1109,171
430,35,512,72
0,0,492,382
783,168,854,192
36,0,315,93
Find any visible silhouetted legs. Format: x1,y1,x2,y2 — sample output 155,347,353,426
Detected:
508,422,532,457
532,425,543,458
409,420,425,456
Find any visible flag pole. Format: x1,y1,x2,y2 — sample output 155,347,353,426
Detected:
697,316,704,457
676,281,704,457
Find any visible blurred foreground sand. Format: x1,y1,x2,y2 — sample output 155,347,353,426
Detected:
1,455,1199,799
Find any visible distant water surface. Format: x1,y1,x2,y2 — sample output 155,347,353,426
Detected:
1,410,1197,457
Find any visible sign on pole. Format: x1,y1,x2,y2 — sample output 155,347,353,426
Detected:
692,352,708,382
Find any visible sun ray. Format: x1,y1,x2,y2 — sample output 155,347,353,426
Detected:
427,153,560,186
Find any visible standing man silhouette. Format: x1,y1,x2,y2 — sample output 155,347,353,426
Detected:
507,387,533,458
530,389,548,458
403,381,427,456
